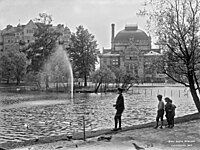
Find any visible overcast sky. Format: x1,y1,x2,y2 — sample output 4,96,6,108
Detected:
0,0,149,49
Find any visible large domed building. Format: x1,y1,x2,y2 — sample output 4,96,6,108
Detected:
99,24,163,82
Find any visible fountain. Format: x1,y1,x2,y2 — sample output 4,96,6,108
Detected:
42,44,73,99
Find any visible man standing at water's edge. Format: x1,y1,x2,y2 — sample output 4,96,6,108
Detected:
112,87,125,131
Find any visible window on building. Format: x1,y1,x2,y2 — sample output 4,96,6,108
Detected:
103,58,107,64
112,58,118,65
27,29,33,34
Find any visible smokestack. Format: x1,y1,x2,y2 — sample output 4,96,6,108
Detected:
111,24,115,49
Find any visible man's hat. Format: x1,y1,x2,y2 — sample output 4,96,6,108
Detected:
164,97,170,102
118,87,123,92
157,94,162,98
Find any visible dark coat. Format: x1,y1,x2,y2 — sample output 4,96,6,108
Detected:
115,94,125,111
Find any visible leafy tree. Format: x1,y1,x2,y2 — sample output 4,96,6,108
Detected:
0,51,13,83
121,71,139,90
139,0,200,112
111,67,126,85
24,13,61,73
111,66,140,90
90,64,116,93
0,49,27,84
68,25,98,87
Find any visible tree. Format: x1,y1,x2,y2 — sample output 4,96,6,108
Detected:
111,66,140,90
0,49,28,84
90,64,116,93
121,71,139,90
111,67,126,86
24,13,61,73
68,25,98,87
138,0,200,112
0,51,13,83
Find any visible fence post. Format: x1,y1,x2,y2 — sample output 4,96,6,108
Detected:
83,116,86,141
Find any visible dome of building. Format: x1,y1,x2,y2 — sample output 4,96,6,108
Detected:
114,24,149,43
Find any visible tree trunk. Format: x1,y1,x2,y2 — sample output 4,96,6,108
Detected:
188,74,200,112
84,74,87,87
7,78,9,84
45,75,49,89
94,80,102,93
16,77,20,85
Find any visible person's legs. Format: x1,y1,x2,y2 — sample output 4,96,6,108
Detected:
165,112,170,127
171,116,174,128
154,114,159,129
160,110,164,128
118,116,122,129
168,113,172,127
114,115,118,129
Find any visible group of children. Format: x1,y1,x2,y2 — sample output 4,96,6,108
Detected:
155,94,176,129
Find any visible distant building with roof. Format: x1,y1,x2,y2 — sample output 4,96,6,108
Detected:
0,20,71,52
99,24,164,82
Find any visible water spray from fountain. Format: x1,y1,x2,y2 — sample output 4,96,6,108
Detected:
42,44,74,99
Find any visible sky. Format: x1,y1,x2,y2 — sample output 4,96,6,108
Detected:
0,0,150,49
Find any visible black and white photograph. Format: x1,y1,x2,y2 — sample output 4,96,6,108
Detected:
0,0,200,149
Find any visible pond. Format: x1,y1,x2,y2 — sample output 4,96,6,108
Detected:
0,86,198,144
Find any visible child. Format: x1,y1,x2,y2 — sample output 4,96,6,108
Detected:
169,99,176,128
154,94,165,129
164,97,172,128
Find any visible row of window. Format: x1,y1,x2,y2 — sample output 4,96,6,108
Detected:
26,29,34,34
4,39,31,43
103,58,119,65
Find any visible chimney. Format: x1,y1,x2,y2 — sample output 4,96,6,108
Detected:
111,24,115,49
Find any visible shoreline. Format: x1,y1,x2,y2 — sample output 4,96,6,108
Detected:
1,112,199,150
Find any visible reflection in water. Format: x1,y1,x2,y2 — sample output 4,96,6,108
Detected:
0,87,197,144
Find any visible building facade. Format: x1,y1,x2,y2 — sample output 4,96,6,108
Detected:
0,20,71,53
99,24,164,83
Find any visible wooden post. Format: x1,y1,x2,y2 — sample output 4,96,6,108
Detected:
83,116,86,141
171,90,172,97
179,90,180,97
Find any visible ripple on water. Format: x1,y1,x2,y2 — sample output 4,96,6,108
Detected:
0,88,198,144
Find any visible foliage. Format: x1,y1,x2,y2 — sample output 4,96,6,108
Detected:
24,13,61,73
34,13,53,24
111,66,140,89
90,64,116,92
111,67,126,84
0,49,28,84
121,71,139,90
68,25,98,86
138,0,200,112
